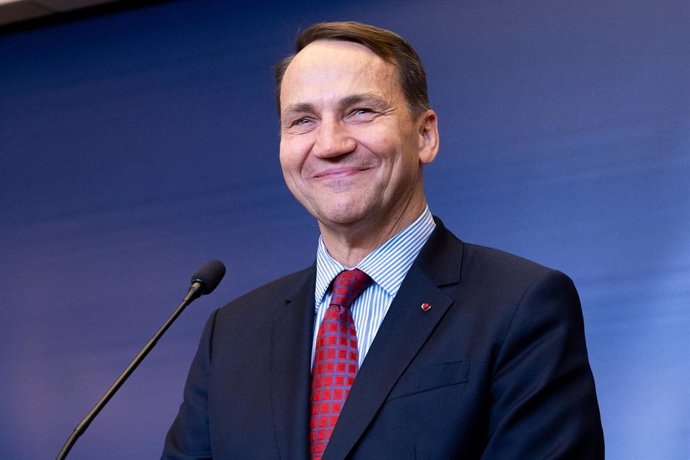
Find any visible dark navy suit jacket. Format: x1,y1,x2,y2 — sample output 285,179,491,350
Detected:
163,220,604,459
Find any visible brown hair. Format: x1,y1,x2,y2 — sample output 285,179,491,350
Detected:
274,21,429,117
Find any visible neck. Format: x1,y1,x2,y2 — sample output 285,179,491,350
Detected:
319,196,427,267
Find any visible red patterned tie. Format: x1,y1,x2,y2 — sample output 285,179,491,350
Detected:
310,269,373,460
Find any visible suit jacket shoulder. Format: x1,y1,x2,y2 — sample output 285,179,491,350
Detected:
330,220,604,459
212,265,315,328
163,265,316,460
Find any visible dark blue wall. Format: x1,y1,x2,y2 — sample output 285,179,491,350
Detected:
1,0,688,458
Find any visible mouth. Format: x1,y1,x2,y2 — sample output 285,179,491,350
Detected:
313,166,370,180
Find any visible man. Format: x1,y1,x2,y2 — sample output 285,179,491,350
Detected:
163,21,604,459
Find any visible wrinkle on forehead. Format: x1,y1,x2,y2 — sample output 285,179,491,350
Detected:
279,40,399,112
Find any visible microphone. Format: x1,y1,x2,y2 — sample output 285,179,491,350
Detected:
190,258,226,296
56,259,226,460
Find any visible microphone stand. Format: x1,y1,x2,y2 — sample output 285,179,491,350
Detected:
56,282,203,460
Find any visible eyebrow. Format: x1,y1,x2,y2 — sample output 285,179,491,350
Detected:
281,102,314,120
340,93,388,109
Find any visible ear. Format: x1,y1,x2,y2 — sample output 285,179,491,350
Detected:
417,109,439,164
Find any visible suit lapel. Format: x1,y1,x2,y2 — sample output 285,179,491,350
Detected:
323,221,464,459
270,267,316,460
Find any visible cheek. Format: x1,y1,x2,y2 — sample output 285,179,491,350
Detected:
279,141,301,175
279,157,301,193
364,133,407,173
280,136,312,171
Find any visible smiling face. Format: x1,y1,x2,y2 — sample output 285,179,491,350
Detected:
278,40,438,250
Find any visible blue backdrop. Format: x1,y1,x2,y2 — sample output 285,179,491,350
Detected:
1,0,688,458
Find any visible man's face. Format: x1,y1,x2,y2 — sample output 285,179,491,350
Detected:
279,40,437,237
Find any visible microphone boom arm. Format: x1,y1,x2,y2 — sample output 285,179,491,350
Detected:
56,282,203,460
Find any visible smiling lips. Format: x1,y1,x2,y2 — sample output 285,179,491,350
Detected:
312,165,371,180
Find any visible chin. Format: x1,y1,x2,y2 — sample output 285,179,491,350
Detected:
314,206,369,228
305,192,380,226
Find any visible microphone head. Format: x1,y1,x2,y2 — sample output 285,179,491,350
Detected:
191,259,226,295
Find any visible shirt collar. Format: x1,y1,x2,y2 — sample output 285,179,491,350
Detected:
315,206,436,306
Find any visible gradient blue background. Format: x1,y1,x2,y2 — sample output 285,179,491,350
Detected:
1,0,688,458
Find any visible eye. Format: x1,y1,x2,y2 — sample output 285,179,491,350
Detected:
290,117,312,127
349,107,378,120
284,115,317,134
284,117,315,131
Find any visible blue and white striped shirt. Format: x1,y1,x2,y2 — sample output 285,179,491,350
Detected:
312,206,436,368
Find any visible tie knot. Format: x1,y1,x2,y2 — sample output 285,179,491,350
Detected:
330,269,373,309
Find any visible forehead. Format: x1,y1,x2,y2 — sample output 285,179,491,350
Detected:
280,40,400,109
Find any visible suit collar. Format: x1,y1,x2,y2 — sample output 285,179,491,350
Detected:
412,217,463,287
270,266,316,460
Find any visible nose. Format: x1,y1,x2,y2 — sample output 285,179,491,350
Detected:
312,117,356,158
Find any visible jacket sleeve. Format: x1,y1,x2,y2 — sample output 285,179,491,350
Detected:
161,310,218,460
482,270,605,459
